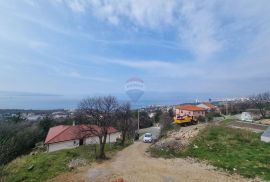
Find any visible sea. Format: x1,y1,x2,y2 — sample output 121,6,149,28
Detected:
0,91,229,110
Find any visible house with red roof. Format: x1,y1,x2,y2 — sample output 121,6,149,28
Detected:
44,124,120,152
197,102,218,111
175,104,206,119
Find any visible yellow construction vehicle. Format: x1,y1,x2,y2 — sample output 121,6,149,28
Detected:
174,115,197,126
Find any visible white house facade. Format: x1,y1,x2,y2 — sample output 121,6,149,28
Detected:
45,124,120,152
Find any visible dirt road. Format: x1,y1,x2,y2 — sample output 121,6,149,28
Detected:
49,141,251,182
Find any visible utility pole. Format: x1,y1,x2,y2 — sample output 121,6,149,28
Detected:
225,100,228,115
137,109,140,131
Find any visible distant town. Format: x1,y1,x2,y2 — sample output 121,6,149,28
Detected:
0,96,251,123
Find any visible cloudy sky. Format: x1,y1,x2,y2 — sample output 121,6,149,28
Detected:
0,0,270,97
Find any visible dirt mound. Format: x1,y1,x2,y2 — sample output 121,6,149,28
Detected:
153,124,206,152
257,119,270,125
154,139,183,152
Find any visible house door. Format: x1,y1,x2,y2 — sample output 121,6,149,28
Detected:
79,139,84,145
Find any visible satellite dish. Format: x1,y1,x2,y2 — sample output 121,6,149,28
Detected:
125,77,144,103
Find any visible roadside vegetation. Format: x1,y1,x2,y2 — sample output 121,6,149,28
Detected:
151,123,270,180
1,141,133,182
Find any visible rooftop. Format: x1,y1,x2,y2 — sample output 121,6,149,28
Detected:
176,104,206,111
44,124,118,144
202,102,217,109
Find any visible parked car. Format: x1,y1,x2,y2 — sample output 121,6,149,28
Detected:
143,133,153,143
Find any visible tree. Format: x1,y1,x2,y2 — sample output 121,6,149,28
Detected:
154,109,162,123
160,112,174,137
0,121,42,165
138,111,153,128
10,112,25,123
39,116,53,138
77,96,118,159
168,108,174,118
249,92,270,119
116,102,134,145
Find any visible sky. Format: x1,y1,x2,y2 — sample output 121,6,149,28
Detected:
0,0,270,100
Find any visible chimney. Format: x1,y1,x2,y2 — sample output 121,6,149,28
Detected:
72,121,75,126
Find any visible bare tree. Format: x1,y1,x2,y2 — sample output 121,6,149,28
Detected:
249,92,270,119
77,96,118,159
116,102,134,145
160,112,174,137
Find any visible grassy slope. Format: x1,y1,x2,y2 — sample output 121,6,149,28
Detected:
151,125,270,180
1,141,132,182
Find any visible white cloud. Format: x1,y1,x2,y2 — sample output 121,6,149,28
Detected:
51,66,111,82
2,0,270,95
110,59,173,70
23,0,37,7
54,0,223,59
76,0,177,28
67,0,87,12
105,58,204,79
178,1,222,60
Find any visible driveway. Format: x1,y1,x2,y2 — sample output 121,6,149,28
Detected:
138,126,160,140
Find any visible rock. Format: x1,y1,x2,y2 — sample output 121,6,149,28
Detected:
175,137,181,140
68,158,87,170
193,144,199,149
113,178,125,182
30,151,37,155
153,139,183,152
27,165,34,171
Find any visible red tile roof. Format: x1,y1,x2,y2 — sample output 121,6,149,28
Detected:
176,104,206,111
202,102,217,109
44,124,118,144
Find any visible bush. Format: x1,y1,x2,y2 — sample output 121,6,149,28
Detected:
116,138,122,145
205,112,221,121
134,133,139,140
0,165,6,182
197,116,206,123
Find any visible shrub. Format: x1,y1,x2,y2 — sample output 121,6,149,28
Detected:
197,116,206,123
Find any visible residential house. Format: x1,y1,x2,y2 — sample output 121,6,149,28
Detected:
44,124,120,152
175,104,206,119
197,102,218,111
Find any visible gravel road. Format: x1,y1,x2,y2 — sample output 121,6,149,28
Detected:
48,126,253,182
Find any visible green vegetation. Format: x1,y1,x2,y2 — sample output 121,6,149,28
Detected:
0,121,43,166
159,112,176,138
0,117,77,166
205,112,222,121
151,125,270,180
138,111,154,128
197,115,206,122
1,141,133,182
222,118,233,124
154,109,162,123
